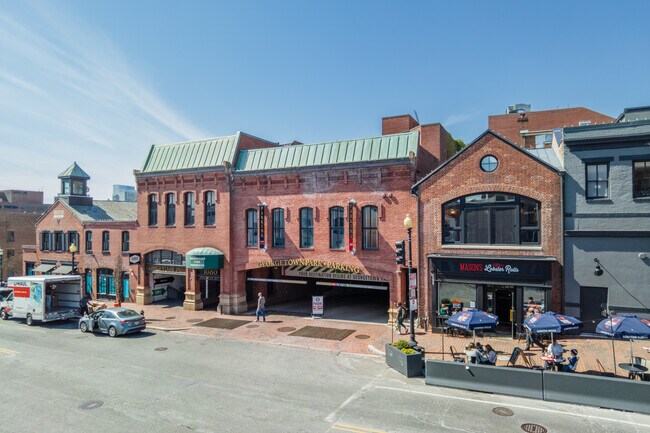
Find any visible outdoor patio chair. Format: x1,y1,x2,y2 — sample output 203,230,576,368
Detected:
449,345,464,363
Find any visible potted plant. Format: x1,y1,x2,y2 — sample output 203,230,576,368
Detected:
385,339,424,377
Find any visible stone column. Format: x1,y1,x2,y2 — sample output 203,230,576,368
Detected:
219,269,247,314
135,267,151,305
183,268,203,311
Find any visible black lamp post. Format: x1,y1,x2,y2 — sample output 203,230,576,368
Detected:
404,214,417,347
69,243,77,275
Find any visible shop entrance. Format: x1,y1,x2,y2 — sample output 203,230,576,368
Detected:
484,285,514,336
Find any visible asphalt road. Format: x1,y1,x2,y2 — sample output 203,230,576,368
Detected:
1,318,649,433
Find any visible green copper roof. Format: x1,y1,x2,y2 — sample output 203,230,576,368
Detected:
58,162,90,179
236,131,419,172
140,134,241,173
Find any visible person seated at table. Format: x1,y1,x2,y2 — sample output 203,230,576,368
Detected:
478,345,497,366
475,342,485,355
548,341,564,358
562,349,579,372
465,343,480,364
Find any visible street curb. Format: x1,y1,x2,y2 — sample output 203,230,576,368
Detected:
147,326,191,331
367,344,385,356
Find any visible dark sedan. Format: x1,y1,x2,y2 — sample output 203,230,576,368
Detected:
79,308,146,337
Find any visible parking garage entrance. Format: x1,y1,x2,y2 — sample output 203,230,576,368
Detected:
245,260,390,323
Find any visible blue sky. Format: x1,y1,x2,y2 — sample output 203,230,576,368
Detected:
1,1,649,201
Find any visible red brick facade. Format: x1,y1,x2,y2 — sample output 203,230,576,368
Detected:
489,107,614,148
415,131,563,331
22,201,136,301
131,116,452,317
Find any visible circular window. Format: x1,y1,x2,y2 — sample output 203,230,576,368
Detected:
480,155,498,172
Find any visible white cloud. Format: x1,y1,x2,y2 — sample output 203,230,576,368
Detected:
0,3,207,202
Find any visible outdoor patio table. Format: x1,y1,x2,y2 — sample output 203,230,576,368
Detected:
618,363,648,379
541,355,565,370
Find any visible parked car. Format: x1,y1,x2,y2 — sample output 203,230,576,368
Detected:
79,308,146,337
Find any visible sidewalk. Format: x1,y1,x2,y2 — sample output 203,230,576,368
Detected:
126,302,649,378
124,302,389,356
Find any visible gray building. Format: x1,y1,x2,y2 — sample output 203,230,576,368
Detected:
563,106,650,330
112,184,136,202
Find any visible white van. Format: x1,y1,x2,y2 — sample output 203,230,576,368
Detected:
7,275,83,326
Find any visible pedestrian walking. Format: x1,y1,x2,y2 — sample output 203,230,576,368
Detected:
395,302,407,334
524,327,545,351
256,292,266,322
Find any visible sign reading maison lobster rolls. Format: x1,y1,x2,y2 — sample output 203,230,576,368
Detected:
257,258,361,274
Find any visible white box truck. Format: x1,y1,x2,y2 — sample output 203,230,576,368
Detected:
8,275,83,326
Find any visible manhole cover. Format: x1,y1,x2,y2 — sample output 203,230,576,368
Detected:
187,319,203,323
246,324,259,329
521,424,547,433
355,334,370,340
154,347,168,351
492,407,514,417
165,316,176,320
278,327,296,332
79,400,104,410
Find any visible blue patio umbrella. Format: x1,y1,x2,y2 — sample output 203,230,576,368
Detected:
596,315,650,371
445,309,499,344
524,312,583,347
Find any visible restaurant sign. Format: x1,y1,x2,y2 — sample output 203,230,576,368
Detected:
433,257,551,284
145,264,186,275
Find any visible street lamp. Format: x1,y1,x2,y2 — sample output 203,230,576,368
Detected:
0,247,3,282
403,214,417,347
69,243,77,275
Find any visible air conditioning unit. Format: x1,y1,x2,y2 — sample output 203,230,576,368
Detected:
507,103,532,114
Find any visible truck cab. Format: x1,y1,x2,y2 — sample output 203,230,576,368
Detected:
0,290,13,320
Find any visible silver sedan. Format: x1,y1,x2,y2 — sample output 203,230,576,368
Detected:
79,307,146,337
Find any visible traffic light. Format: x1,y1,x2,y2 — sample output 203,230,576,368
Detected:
395,240,406,265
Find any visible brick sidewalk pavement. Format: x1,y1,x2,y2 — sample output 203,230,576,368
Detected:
126,302,649,379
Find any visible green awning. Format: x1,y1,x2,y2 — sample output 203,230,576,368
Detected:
186,247,224,270
34,264,56,273
52,266,73,275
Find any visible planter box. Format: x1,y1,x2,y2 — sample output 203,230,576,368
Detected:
385,344,423,377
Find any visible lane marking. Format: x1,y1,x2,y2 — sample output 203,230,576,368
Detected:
374,386,650,428
332,423,387,433
0,347,18,357
325,371,387,423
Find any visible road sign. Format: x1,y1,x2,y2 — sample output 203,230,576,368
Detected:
409,298,417,311
312,296,324,315
409,273,416,290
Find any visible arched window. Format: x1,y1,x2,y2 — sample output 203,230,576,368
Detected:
165,193,176,226
184,192,195,226
362,206,379,250
300,207,313,248
442,193,541,245
102,231,110,252
272,208,285,248
148,194,158,226
204,191,216,225
329,206,345,249
246,209,258,247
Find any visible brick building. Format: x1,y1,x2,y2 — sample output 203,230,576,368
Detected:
412,130,564,337
22,163,137,301
489,106,614,149
131,115,453,322
0,190,49,281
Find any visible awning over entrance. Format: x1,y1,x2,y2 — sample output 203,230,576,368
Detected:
34,264,56,273
186,247,224,270
52,266,73,275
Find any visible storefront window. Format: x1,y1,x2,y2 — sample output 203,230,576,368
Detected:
438,283,476,317
523,287,546,316
443,199,461,243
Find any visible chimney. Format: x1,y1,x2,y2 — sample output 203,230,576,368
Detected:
382,114,419,135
